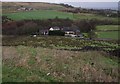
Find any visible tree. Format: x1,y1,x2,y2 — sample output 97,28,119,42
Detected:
74,19,96,33
88,30,97,39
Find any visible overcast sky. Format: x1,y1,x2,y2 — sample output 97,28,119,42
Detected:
1,0,119,3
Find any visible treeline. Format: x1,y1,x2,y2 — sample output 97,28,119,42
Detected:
62,8,118,18
2,16,13,23
59,3,74,8
2,17,118,35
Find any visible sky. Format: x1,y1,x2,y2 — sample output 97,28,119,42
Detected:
1,0,120,3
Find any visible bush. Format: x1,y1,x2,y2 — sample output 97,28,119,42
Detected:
88,30,97,39
74,19,96,33
49,30,65,36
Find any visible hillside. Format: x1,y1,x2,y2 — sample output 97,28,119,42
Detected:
3,46,119,82
2,2,73,13
2,36,119,82
3,10,117,23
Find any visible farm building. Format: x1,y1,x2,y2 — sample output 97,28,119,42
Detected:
62,27,81,37
39,29,49,35
49,27,64,36
39,26,82,37
39,27,61,35
17,7,34,11
49,26,60,31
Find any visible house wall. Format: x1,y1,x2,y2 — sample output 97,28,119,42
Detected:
65,31,75,36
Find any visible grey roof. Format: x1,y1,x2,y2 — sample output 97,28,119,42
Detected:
52,26,60,29
62,27,80,32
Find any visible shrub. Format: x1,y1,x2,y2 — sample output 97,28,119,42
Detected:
49,30,65,36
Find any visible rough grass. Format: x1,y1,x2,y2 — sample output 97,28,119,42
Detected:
2,2,67,13
2,46,119,82
2,36,119,51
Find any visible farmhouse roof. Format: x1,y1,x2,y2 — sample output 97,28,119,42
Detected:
49,26,60,31
62,27,80,32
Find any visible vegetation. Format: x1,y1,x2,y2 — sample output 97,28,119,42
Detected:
2,36,119,56
2,46,119,82
2,2,119,19
49,30,65,36
96,31,119,40
3,10,118,22
3,10,74,20
2,2,119,82
2,16,13,23
3,18,119,40
96,25,119,31
2,18,96,35
95,25,119,40
2,2,67,13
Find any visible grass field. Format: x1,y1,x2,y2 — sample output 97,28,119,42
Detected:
2,46,119,82
96,25,119,31
96,31,119,40
74,13,117,21
95,25,119,40
3,10,118,21
3,10,74,20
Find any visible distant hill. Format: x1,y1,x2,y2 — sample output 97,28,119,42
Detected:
2,2,74,13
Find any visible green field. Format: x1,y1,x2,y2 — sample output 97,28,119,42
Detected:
95,25,119,40
96,25,119,31
74,13,117,21
3,10,74,20
96,31,119,40
3,10,118,21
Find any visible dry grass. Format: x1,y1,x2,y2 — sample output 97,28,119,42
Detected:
2,2,67,13
2,46,119,82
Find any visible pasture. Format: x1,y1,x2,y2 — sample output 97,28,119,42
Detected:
3,10,118,21
96,25,119,40
3,10,74,20
96,31,119,40
96,25,119,31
